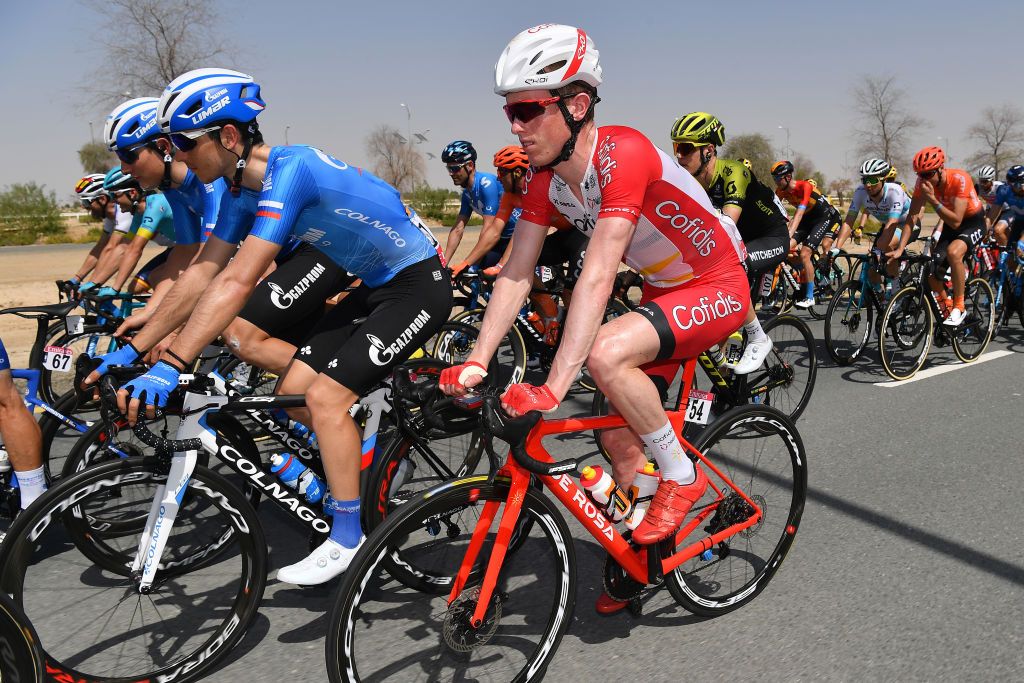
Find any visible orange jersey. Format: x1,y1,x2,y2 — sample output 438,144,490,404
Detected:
775,179,829,215
913,168,983,216
496,192,572,230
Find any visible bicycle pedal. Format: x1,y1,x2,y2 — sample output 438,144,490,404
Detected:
627,597,643,617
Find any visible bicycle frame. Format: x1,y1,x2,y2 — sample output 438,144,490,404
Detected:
448,359,765,628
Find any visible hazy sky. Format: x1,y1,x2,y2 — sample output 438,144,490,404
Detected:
3,0,1023,201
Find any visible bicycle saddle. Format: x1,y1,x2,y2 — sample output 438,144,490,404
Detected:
0,301,77,320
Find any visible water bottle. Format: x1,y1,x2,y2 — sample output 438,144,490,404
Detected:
579,465,630,522
525,311,545,336
724,330,744,365
625,462,661,530
272,409,318,450
0,449,10,474
270,453,326,504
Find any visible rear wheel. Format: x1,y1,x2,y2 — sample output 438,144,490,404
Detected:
746,314,816,422
878,285,933,381
952,277,995,362
824,280,874,365
448,309,527,391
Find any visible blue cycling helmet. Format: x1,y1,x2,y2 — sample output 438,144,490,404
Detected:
157,68,265,134
103,167,139,193
1006,165,1024,185
441,140,477,165
103,97,161,151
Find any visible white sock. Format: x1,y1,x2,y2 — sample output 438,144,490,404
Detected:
17,466,46,509
639,422,695,484
743,318,769,344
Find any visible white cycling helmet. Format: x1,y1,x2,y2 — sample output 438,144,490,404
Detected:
977,164,996,181
859,158,891,178
494,24,602,96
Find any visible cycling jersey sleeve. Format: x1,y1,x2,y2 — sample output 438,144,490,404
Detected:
595,133,661,223
846,186,866,218
519,169,555,225
477,175,501,215
201,178,227,241
495,193,517,224
721,162,751,208
159,191,199,245
458,192,472,220
249,154,321,246
114,206,132,233
796,181,812,209
995,184,1011,208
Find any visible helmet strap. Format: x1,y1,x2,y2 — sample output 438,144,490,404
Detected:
543,91,601,170
219,123,257,196
694,146,715,180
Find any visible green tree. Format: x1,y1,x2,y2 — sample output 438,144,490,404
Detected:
405,185,459,222
78,140,117,174
0,183,65,246
722,133,777,184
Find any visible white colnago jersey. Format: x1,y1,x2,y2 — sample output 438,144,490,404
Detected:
847,182,910,224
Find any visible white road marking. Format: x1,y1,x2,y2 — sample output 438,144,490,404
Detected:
875,350,1016,387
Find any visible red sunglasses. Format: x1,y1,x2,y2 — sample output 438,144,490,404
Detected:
503,96,562,124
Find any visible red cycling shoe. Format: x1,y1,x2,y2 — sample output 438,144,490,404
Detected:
631,467,708,545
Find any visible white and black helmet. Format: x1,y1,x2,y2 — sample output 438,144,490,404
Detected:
977,164,996,181
860,158,891,178
494,24,602,96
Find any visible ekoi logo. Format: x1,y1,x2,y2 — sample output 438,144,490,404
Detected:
269,263,327,309
671,292,743,331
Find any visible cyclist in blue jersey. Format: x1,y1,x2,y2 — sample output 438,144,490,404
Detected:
990,165,1024,264
89,89,353,374
441,140,517,274
68,173,132,288
107,69,451,584
0,338,46,512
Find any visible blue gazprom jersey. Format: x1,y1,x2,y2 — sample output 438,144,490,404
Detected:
458,171,518,239
160,170,213,246
237,146,436,287
995,184,1024,220
202,178,227,242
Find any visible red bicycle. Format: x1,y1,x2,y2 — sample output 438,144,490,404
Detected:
326,358,807,682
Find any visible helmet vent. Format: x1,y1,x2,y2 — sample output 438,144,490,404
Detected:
183,100,203,116
539,60,566,74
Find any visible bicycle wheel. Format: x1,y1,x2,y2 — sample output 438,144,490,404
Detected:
746,314,816,422
878,285,933,381
665,404,807,617
833,253,862,284
326,477,575,682
807,260,843,320
44,324,121,405
952,277,996,362
0,591,44,683
760,269,795,319
0,457,267,683
448,309,527,391
824,280,874,365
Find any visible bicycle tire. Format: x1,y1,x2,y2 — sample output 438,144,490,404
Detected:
747,314,817,422
878,285,933,381
807,260,843,321
326,476,576,682
824,280,874,365
665,404,807,617
952,276,996,363
43,324,121,406
0,457,267,683
0,591,44,683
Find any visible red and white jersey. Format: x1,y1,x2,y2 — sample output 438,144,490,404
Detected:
520,126,745,288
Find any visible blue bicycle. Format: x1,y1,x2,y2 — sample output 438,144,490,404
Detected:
987,241,1024,334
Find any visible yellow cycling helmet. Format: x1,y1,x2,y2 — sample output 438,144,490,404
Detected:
737,158,752,170
670,112,725,147
886,165,898,181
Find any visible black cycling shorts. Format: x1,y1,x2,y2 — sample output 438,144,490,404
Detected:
741,220,789,277
793,206,842,250
293,256,452,393
537,228,589,285
933,211,986,266
237,242,356,346
135,247,171,284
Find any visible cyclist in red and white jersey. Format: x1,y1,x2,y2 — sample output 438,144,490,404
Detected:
438,24,749,613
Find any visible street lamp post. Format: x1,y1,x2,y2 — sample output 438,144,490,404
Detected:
937,136,952,163
285,126,290,145
778,125,791,158
88,121,94,143
400,103,413,147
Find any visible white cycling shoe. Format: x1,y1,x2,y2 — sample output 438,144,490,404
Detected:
277,536,365,586
943,308,966,327
795,296,815,309
728,336,773,375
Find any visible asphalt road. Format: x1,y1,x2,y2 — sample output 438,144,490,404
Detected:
13,313,1024,682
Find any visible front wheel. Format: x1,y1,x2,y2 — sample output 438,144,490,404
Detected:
952,277,995,362
878,285,933,381
327,477,576,682
666,404,807,616
0,592,44,683
746,314,817,422
824,280,874,365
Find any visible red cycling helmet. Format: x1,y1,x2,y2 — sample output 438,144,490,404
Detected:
913,146,946,173
493,145,530,171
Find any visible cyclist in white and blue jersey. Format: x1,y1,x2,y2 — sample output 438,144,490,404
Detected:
834,159,912,282
989,165,1024,264
112,68,451,586
442,140,519,275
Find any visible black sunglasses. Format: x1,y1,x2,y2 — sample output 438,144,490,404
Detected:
917,170,938,180
446,163,468,174
115,141,153,164
169,126,223,152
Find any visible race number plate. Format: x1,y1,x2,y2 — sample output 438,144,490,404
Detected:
65,315,84,335
43,345,74,373
686,389,714,425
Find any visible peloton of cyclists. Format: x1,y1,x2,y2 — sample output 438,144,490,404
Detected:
69,173,133,289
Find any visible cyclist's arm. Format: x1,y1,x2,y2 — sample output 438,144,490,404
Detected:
786,183,812,235
162,237,282,364
934,195,968,229
133,243,200,312
546,215,634,398
108,234,150,292
721,205,742,223
444,214,470,261
460,214,505,266
117,236,237,348
895,192,928,255
466,219,549,365
73,230,117,281
833,214,858,251
87,231,133,285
